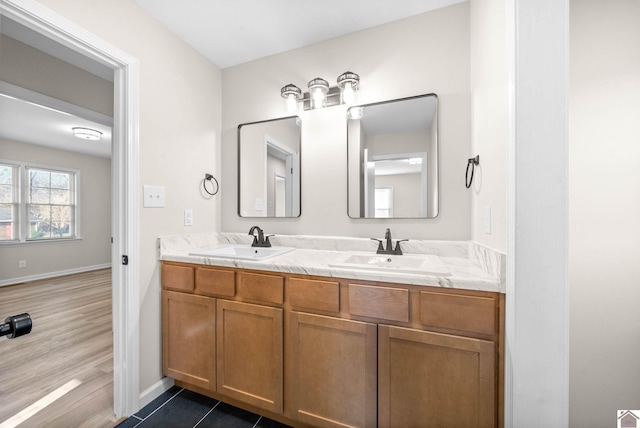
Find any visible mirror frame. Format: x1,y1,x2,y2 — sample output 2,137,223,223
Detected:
347,93,439,219
237,116,302,218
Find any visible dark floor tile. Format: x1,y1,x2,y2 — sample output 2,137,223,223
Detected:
115,415,144,427
197,401,260,428
134,385,183,419
256,416,293,428
137,389,219,428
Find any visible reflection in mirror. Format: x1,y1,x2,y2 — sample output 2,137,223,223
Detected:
238,117,301,217
348,94,438,219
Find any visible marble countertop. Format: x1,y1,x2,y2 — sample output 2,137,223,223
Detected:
158,233,506,293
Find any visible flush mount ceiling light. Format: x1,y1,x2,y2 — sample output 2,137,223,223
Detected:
281,71,360,113
72,127,102,141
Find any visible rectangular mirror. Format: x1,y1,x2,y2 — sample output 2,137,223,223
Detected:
238,117,301,217
347,94,438,219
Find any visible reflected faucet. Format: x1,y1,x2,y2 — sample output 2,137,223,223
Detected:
249,226,272,248
372,228,407,255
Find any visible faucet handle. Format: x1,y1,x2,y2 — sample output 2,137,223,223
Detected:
394,239,408,255
371,238,384,252
263,235,274,247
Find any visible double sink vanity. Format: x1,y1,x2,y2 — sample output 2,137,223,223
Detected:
159,230,505,428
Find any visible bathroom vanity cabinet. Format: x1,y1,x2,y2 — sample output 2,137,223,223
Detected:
216,299,283,414
161,261,504,428
162,290,216,390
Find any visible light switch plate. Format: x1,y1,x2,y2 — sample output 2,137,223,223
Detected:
184,209,193,226
143,185,165,208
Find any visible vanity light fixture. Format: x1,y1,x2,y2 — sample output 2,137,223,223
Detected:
72,127,102,141
308,77,329,109
281,71,360,112
281,84,302,114
337,71,360,104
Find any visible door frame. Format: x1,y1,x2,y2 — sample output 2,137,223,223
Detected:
1,0,141,417
505,0,569,426
264,134,297,217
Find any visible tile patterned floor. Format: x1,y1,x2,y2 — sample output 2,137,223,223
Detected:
116,386,291,428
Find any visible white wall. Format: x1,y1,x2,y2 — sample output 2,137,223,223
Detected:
0,139,111,283
375,173,422,217
469,0,507,252
569,0,640,425
222,3,471,240
33,0,223,393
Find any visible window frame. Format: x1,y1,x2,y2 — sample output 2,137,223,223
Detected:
0,161,20,241
0,159,81,244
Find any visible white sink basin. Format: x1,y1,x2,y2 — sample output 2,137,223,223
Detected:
189,245,295,261
329,253,451,276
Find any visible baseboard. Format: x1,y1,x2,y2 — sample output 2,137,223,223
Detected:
0,263,112,287
139,377,175,409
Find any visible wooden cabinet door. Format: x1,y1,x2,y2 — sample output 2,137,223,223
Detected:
217,300,283,414
378,325,496,428
162,290,216,390
288,312,377,428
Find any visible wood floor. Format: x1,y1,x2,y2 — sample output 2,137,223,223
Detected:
0,269,119,428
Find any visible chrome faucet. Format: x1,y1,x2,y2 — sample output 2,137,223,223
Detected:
249,225,272,248
372,228,407,255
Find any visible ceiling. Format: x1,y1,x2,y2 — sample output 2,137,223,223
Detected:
0,94,112,158
133,0,466,69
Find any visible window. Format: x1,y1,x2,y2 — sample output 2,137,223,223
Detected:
375,187,393,218
27,167,76,239
0,161,78,243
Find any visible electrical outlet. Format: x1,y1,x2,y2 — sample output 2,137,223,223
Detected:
18,260,26,268
184,209,193,226
143,185,165,208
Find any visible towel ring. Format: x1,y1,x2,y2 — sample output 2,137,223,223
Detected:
465,156,479,189
203,173,219,196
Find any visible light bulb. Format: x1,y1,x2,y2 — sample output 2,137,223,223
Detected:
281,84,301,113
308,78,329,109
286,95,298,113
341,85,355,104
312,88,325,109
337,71,360,105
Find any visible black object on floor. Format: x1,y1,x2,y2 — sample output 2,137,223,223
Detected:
116,386,291,428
